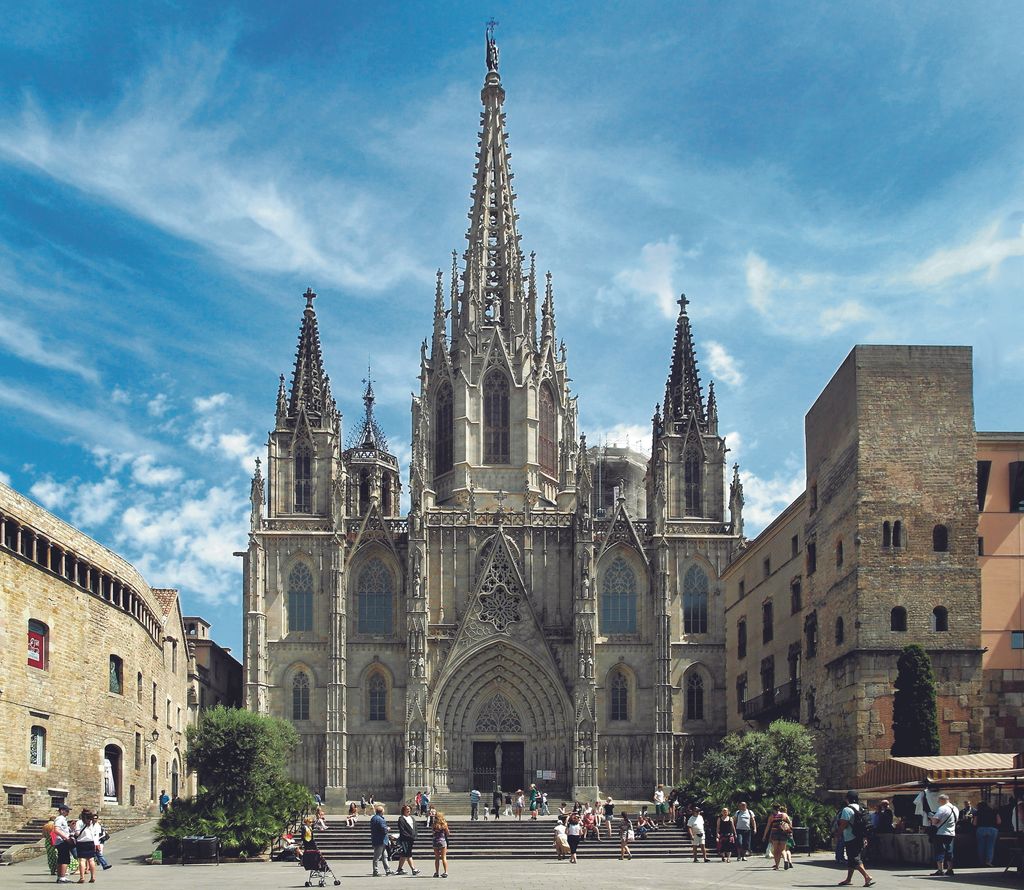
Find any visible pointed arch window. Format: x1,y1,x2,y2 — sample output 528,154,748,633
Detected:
609,671,628,721
686,672,705,720
539,383,557,477
684,447,702,515
368,674,388,721
294,442,312,513
483,371,510,464
683,565,709,634
357,558,393,635
601,556,637,634
287,563,314,632
292,671,310,721
434,381,454,476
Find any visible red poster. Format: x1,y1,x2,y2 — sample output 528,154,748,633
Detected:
28,631,45,669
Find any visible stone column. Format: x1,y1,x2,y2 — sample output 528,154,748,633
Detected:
653,540,673,786
325,540,348,802
572,518,599,802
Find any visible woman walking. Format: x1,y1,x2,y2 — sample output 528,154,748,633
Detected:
432,812,450,878
778,805,794,869
717,807,737,862
74,808,100,883
396,805,420,876
566,811,583,864
619,812,634,860
529,784,540,821
762,803,792,871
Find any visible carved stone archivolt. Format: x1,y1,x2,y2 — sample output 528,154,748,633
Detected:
474,693,522,733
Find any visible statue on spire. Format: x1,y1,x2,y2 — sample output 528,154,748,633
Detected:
486,18,500,72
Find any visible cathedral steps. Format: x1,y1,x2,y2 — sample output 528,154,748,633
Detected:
311,816,692,860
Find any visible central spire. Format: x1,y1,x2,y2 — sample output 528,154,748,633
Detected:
664,293,706,427
455,24,528,343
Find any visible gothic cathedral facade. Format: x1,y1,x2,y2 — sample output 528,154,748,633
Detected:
241,35,745,802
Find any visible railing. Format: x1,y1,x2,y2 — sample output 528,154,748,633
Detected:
742,678,800,721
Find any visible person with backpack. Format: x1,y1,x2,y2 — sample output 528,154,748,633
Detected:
836,790,876,887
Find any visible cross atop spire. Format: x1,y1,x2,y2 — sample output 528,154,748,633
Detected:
285,286,337,430
663,292,706,427
486,19,500,72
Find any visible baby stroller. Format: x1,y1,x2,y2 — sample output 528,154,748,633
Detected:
302,848,341,887
386,832,401,864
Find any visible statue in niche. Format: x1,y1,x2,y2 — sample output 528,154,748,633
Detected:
103,758,116,798
495,741,503,776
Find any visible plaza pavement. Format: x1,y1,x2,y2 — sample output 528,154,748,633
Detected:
4,819,1022,889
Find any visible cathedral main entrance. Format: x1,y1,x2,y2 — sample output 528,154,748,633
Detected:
472,740,524,793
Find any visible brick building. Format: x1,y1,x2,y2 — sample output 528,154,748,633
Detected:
0,482,195,831
723,346,985,789
978,432,1024,748
184,616,243,710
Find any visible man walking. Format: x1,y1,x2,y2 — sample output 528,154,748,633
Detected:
930,793,959,877
370,804,393,877
492,786,502,821
836,790,876,887
470,787,481,821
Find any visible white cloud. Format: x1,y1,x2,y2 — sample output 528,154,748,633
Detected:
907,219,1024,287
194,392,231,413
147,393,170,416
819,300,872,334
0,469,10,486
0,314,101,384
704,340,744,387
111,386,131,404
741,467,806,535
587,422,651,456
610,237,684,318
131,454,184,486
29,476,71,509
70,478,120,526
744,252,775,314
722,430,743,462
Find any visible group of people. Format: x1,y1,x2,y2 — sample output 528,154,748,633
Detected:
368,803,451,878
43,803,112,883
472,784,549,820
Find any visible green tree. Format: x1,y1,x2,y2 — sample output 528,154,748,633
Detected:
156,706,312,857
891,643,940,756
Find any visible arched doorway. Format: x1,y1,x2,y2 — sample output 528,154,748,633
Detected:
430,641,572,796
171,755,180,799
150,755,157,802
102,744,121,803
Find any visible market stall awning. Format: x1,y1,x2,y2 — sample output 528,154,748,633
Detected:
844,753,1022,795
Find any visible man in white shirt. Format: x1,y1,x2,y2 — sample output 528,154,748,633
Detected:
687,804,708,862
53,804,73,883
930,792,959,877
653,784,667,823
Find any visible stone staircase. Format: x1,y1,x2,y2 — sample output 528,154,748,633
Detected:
0,819,47,858
311,815,691,861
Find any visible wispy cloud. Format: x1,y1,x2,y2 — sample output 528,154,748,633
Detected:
0,314,100,383
741,466,806,534
604,237,685,319
906,217,1024,287
704,340,744,388
587,422,651,455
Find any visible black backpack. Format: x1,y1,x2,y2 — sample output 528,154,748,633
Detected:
849,804,873,840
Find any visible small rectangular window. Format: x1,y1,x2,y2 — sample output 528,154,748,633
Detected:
108,655,123,695
763,557,771,579
977,460,992,511
7,792,24,806
978,537,985,556
1012,631,1024,650
807,542,817,575
50,795,66,809
738,580,745,599
810,483,818,512
737,620,747,659
791,535,798,558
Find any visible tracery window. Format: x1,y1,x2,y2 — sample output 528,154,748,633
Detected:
434,382,453,476
686,672,705,720
539,384,557,477
684,448,702,515
357,558,393,635
368,674,388,722
287,563,314,632
600,556,637,634
292,671,310,721
609,672,628,721
682,565,709,634
483,371,510,464
294,443,312,513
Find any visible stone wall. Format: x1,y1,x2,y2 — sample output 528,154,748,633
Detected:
0,483,192,833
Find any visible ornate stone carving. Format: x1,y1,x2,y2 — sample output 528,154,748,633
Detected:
475,693,521,733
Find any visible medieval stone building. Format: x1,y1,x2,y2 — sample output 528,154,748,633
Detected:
240,34,743,802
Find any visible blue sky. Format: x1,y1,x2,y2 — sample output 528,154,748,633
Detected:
2,2,1022,654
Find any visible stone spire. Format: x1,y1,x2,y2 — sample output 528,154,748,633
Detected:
286,287,337,429
348,363,388,452
455,24,529,342
663,293,705,427
706,379,718,435
729,462,745,539
432,268,446,356
540,270,555,347
275,374,287,427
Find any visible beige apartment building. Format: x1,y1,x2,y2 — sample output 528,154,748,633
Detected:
723,346,985,790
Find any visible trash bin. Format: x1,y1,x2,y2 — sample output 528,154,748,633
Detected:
181,836,200,865
791,826,809,853
197,837,220,862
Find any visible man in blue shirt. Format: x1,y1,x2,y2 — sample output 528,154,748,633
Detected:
370,804,393,877
469,788,481,821
836,791,875,887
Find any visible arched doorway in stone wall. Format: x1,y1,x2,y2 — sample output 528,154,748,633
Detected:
102,744,122,803
430,640,573,796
